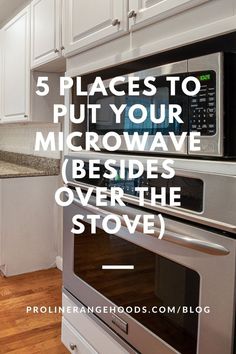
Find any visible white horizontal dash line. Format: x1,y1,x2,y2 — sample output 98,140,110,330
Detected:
102,265,134,270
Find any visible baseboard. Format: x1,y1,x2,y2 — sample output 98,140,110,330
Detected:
56,256,63,271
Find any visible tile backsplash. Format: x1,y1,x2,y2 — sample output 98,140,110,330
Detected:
0,123,61,159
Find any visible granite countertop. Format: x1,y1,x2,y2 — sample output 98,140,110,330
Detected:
0,151,60,178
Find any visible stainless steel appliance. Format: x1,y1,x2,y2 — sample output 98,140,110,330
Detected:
83,52,236,157
63,191,236,354
63,154,236,354
65,152,236,234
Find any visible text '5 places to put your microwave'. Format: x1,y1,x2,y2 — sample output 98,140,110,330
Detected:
35,75,203,153
50,74,200,124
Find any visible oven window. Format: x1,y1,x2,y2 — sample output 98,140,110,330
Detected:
74,222,200,354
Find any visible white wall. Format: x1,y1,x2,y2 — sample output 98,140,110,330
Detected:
31,71,64,124
0,122,61,158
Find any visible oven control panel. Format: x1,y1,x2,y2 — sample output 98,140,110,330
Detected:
75,163,203,213
189,71,216,136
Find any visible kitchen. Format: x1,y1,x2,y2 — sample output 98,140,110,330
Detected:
0,0,236,353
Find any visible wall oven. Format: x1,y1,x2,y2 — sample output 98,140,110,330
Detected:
63,154,236,354
63,191,236,354
82,52,236,158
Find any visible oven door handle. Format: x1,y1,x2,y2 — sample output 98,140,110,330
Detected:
162,232,230,256
73,199,230,256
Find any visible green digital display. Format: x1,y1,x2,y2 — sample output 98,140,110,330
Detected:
199,74,211,81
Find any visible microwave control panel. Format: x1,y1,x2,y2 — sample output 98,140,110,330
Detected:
189,71,216,136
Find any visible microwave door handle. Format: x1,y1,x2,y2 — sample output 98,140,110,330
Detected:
161,231,230,256
72,199,230,256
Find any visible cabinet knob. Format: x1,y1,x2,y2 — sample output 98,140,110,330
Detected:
128,10,137,18
111,18,120,26
69,343,77,351
24,114,28,118
54,49,59,53
61,46,65,50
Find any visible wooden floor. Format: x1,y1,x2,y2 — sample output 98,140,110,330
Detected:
0,268,69,354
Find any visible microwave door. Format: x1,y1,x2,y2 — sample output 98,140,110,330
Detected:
88,60,189,155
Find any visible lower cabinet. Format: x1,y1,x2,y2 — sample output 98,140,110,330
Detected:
62,318,98,354
0,176,60,276
62,292,135,354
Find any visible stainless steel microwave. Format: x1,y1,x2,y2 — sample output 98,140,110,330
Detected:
87,52,236,158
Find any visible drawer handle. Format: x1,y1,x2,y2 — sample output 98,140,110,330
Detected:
69,343,77,351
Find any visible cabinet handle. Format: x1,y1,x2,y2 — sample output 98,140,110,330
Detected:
61,46,65,50
69,343,77,351
24,114,28,118
128,10,137,18
111,18,120,26
54,49,59,53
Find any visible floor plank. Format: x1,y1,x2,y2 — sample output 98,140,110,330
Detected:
0,268,68,353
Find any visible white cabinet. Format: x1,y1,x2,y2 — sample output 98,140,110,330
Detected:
0,31,3,122
2,6,30,122
128,0,210,30
0,176,60,276
62,293,133,354
31,0,63,68
62,318,98,354
64,0,128,56
0,181,2,272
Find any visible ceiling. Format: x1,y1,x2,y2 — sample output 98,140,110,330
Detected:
0,0,30,28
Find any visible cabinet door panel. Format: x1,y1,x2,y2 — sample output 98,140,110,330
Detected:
2,7,30,122
64,0,128,56
129,0,210,30
0,31,3,121
31,0,61,67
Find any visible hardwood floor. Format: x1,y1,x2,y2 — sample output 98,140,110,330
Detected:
0,268,69,354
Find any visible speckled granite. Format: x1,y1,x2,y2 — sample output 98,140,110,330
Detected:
0,151,60,178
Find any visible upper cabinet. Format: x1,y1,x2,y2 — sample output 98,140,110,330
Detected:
63,0,128,56
31,0,63,68
2,6,30,122
128,0,210,31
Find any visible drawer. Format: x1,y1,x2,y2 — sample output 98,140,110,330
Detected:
62,292,135,354
62,317,98,354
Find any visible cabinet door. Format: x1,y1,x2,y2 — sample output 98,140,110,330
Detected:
64,0,128,56
2,7,30,122
128,0,210,31
31,0,62,68
0,31,3,121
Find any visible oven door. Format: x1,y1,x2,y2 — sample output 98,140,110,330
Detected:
63,196,236,354
88,60,189,155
